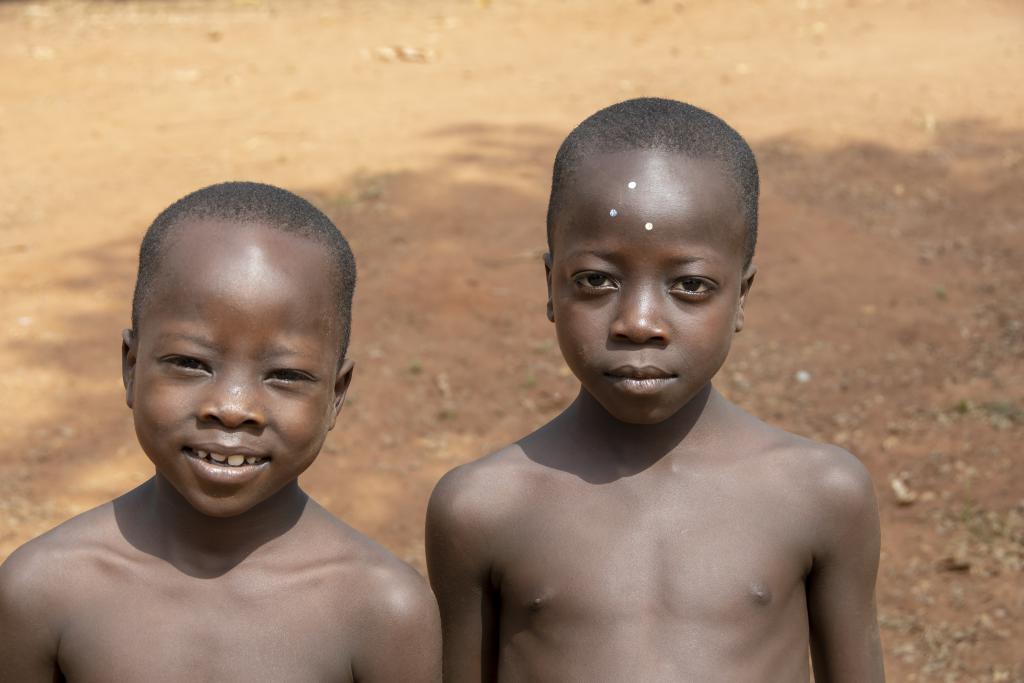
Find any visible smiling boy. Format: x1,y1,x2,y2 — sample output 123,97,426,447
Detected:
0,182,441,682
426,99,884,682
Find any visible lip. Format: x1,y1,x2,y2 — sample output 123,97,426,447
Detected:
189,443,266,458
605,365,676,380
182,447,269,487
603,366,677,396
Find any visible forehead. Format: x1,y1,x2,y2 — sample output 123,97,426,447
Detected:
552,150,746,263
141,220,339,336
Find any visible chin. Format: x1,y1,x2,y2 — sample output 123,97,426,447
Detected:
177,484,266,518
595,396,682,425
194,497,263,518
615,410,678,425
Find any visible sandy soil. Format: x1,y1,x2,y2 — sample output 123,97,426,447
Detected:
1,0,1022,679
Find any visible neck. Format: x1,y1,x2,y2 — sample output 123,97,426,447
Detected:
117,476,308,578
557,382,725,479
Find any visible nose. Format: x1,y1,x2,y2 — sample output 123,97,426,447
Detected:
198,376,265,429
610,285,668,345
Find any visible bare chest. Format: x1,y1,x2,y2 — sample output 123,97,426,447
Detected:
497,479,811,632
56,568,353,683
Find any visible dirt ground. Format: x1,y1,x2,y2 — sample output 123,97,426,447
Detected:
1,0,1021,679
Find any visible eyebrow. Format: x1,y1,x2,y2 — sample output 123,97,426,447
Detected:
158,333,222,351
157,334,314,362
261,344,311,360
563,248,708,265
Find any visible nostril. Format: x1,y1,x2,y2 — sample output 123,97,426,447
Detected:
199,400,263,428
612,319,668,344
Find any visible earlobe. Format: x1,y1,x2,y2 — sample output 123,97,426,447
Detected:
121,328,137,408
328,357,355,431
544,252,555,323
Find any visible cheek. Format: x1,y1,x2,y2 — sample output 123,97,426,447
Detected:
133,377,188,424
554,305,608,360
679,307,737,365
275,394,334,444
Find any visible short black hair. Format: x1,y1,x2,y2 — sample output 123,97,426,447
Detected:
131,181,357,357
547,97,759,267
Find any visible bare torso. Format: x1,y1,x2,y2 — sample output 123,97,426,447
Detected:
492,448,812,681
52,514,364,682
1,482,440,683
427,389,883,682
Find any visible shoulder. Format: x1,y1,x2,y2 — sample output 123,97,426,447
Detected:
316,518,441,666
305,503,437,626
1,502,118,625
359,559,439,634
338,537,442,681
426,444,535,538
710,393,874,502
424,443,546,584
0,537,58,615
2,501,119,580
803,444,880,556
781,438,876,516
757,432,879,552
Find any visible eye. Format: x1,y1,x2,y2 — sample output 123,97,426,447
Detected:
163,355,209,373
671,277,714,298
574,271,617,291
267,369,316,383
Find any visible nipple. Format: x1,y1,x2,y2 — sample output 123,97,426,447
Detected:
750,582,772,606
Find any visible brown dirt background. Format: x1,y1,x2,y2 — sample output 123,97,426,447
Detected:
1,0,1022,679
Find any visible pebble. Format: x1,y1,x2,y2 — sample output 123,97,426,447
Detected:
890,477,917,505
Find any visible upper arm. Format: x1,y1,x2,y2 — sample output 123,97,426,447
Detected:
805,449,885,683
0,545,62,683
425,466,502,683
351,569,442,683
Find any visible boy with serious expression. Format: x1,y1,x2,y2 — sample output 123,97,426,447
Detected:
427,100,884,682
0,183,441,682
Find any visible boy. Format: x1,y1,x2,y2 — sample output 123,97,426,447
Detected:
0,182,441,682
426,99,884,682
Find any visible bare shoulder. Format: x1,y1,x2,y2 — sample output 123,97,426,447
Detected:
0,501,121,624
1,500,120,578
427,442,537,539
302,501,438,628
300,502,441,679
748,419,879,546
349,537,437,629
0,507,119,676
775,432,874,512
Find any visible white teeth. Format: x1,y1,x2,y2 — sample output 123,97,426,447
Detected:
190,449,263,466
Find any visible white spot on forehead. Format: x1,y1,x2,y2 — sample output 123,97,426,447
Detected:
627,181,637,189
644,222,654,231
609,208,618,217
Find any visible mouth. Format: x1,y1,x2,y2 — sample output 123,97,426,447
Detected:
183,446,269,468
603,365,677,395
605,365,676,381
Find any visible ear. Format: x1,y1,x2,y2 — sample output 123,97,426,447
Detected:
734,263,757,333
327,357,355,431
121,328,137,408
543,252,555,323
